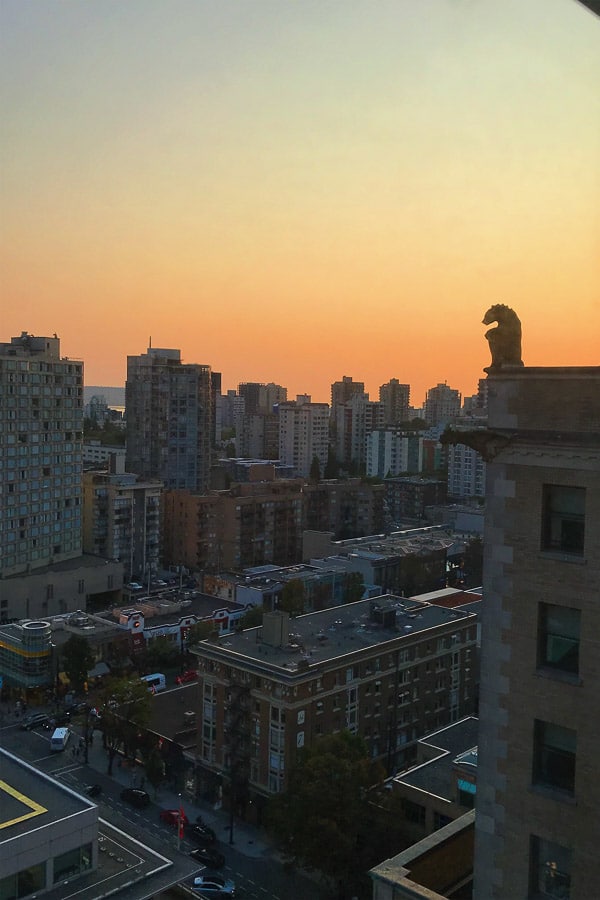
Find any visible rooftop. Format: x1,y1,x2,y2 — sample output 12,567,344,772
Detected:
0,748,94,842
195,595,477,675
394,717,479,800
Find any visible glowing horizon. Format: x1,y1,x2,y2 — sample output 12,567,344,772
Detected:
1,0,598,407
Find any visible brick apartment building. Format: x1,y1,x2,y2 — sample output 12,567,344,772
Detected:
191,600,478,818
162,478,386,573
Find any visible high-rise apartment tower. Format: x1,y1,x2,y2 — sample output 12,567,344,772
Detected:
126,347,213,493
0,332,84,577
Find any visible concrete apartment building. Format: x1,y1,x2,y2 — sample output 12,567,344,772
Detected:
366,430,423,478
125,346,214,493
162,481,305,572
423,383,462,427
82,454,162,583
335,395,385,472
0,332,122,622
162,478,386,574
0,333,84,577
304,527,456,596
278,400,330,478
447,438,486,501
385,476,448,523
473,366,600,900
191,601,478,814
379,379,411,427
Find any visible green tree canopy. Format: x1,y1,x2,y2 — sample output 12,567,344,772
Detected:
61,634,94,691
98,676,152,775
279,579,305,617
144,635,179,669
344,571,365,604
238,605,265,629
324,445,338,479
145,745,166,796
265,731,384,889
186,620,218,646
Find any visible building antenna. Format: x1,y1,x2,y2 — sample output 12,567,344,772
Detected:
149,336,152,349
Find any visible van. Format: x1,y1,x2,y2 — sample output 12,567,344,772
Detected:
50,727,71,752
140,673,166,694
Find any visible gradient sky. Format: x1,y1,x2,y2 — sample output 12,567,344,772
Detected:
1,0,598,407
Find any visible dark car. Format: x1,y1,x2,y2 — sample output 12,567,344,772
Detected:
188,822,217,845
190,846,225,869
120,788,150,809
86,784,102,797
20,713,50,731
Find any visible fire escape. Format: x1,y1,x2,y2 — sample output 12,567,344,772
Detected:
223,675,251,842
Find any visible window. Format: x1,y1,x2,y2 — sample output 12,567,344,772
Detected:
530,836,572,899
533,720,576,794
541,485,585,556
538,604,580,675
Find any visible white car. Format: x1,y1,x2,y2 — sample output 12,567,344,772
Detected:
191,874,236,897
125,582,143,591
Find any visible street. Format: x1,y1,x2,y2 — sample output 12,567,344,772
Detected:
0,711,331,900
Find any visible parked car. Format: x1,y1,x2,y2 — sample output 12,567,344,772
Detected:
86,784,102,797
190,874,236,897
188,822,217,845
125,582,143,591
189,846,225,869
176,669,198,685
48,710,72,727
159,808,190,827
20,713,50,731
120,788,150,808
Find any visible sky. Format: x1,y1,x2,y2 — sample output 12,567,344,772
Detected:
1,0,599,407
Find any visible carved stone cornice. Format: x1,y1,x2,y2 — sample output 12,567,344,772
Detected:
440,428,513,462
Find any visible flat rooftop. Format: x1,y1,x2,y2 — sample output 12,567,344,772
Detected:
395,717,479,799
199,595,478,673
0,749,95,842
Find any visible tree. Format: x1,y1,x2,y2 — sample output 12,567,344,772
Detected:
344,572,364,604
145,745,166,796
144,636,179,669
98,677,152,775
265,732,385,891
237,605,265,629
279,579,305,617
324,445,338,479
186,620,218,646
61,635,94,692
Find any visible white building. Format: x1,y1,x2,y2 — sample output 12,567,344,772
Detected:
447,440,486,500
366,430,423,478
278,401,330,478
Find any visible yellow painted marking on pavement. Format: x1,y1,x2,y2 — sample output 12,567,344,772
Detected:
0,780,47,828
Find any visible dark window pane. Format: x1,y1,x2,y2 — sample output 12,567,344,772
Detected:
541,485,585,555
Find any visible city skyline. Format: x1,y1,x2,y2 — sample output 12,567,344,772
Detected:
1,0,599,405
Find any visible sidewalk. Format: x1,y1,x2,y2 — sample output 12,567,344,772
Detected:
83,728,281,863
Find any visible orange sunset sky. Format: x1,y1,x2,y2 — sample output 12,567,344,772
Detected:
1,0,599,407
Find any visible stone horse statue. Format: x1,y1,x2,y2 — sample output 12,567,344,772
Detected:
483,304,524,368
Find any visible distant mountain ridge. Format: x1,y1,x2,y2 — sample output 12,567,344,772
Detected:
84,386,125,407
